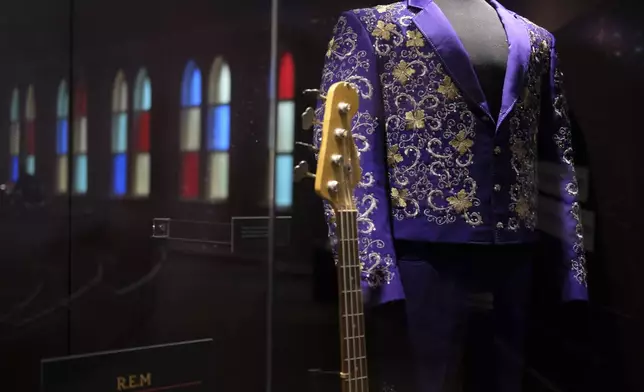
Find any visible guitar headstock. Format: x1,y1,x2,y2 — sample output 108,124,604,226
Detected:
313,82,361,211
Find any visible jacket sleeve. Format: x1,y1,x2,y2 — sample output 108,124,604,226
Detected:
538,39,588,301
313,11,405,306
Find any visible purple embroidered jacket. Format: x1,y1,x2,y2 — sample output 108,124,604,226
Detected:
314,0,587,305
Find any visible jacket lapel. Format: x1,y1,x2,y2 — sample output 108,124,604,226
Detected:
489,0,530,125
408,0,530,126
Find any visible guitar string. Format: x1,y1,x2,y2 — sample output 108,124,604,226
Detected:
344,104,364,392
348,209,358,392
340,210,353,392
340,105,358,392
348,209,361,392
352,209,366,392
341,122,356,392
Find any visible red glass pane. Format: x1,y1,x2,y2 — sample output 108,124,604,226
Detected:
181,152,199,199
138,112,150,152
278,52,295,100
26,121,35,154
75,88,87,115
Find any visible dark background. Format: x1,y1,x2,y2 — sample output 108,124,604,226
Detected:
0,0,642,391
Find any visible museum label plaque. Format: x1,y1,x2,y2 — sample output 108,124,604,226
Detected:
41,338,213,392
231,216,291,253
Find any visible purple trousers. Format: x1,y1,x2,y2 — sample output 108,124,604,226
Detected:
367,242,534,392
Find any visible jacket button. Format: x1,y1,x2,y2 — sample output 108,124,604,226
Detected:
494,184,501,192
494,146,501,155
482,115,490,122
496,222,504,229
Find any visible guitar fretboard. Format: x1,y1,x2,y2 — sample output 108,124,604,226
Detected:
336,209,368,392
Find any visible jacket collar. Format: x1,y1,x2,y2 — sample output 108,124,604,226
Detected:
408,0,530,125
407,0,431,9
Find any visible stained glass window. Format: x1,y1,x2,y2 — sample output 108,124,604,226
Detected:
25,85,36,176
9,88,19,182
133,68,151,197
206,57,231,202
56,80,69,193
73,85,88,194
275,52,295,208
111,71,128,196
180,60,202,199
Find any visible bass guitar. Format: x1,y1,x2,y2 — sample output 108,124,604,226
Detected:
296,81,368,392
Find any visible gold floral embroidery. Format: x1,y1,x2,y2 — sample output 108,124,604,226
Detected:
326,37,338,58
315,13,396,289
406,30,424,47
376,4,394,13
372,20,396,40
393,60,415,85
405,109,425,130
353,6,481,227
449,130,474,155
506,24,546,231
387,145,403,167
515,197,530,218
391,187,409,208
447,190,473,214
437,76,460,100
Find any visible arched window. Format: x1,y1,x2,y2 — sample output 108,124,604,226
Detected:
180,60,202,199
111,71,128,196
73,85,88,194
25,85,36,176
207,57,231,202
275,52,295,208
56,80,69,193
133,68,151,197
9,88,19,181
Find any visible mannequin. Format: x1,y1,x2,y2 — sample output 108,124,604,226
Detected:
316,1,587,390
433,0,509,119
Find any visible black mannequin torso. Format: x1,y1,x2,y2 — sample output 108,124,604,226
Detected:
433,0,508,119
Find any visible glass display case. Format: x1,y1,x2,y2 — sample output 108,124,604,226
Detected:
0,0,643,391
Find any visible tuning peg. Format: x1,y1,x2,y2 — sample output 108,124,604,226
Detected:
338,102,351,115
294,161,316,183
301,107,316,130
302,89,326,100
295,141,319,153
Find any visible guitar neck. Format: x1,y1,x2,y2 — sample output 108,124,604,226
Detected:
336,209,368,392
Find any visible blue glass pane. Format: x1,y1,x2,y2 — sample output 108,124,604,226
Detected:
182,62,202,107
142,78,152,110
275,154,293,208
57,119,68,154
25,155,35,175
112,113,127,153
11,156,19,182
190,69,202,106
113,153,127,196
210,105,230,151
74,155,88,194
